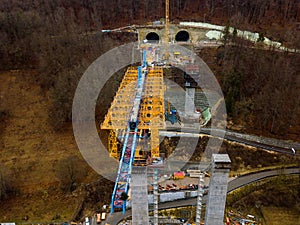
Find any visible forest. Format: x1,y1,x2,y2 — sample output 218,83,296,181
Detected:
0,0,299,135
1,0,299,68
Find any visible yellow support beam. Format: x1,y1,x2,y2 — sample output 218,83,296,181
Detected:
150,129,160,158
108,130,119,159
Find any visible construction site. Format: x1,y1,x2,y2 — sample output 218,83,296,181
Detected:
1,1,299,225
98,1,232,225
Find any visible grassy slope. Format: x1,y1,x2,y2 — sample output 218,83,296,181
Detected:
226,175,300,225
225,206,299,225
261,207,300,225
0,70,98,222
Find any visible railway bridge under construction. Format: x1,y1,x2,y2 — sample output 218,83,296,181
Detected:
100,1,229,224
100,35,229,225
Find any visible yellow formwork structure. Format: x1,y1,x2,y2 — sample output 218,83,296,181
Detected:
101,66,165,159
108,130,118,159
101,66,138,130
139,66,165,158
138,66,165,129
150,129,160,158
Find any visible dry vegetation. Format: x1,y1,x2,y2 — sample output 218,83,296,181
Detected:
0,70,115,221
0,70,92,221
196,43,300,141
226,175,300,224
261,206,300,225
160,136,298,172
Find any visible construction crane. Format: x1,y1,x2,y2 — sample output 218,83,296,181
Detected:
101,50,165,214
163,0,170,60
99,0,216,220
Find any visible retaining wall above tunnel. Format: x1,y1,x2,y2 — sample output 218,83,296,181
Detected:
137,24,209,44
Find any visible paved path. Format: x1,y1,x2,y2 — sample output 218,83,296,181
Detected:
162,127,300,156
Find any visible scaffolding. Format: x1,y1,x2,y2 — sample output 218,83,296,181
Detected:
108,130,118,159
101,66,165,159
153,169,159,225
195,173,205,225
101,50,165,214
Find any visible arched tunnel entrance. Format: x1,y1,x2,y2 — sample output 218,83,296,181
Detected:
175,30,190,42
145,32,160,43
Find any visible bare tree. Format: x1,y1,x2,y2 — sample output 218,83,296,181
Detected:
55,156,88,193
0,166,12,200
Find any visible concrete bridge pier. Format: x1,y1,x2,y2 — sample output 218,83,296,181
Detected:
185,87,195,116
131,167,149,225
205,154,231,225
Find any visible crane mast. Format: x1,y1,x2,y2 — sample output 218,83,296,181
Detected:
164,0,169,60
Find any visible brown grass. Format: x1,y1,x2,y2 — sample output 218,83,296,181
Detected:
0,70,99,222
261,207,300,225
0,189,79,222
